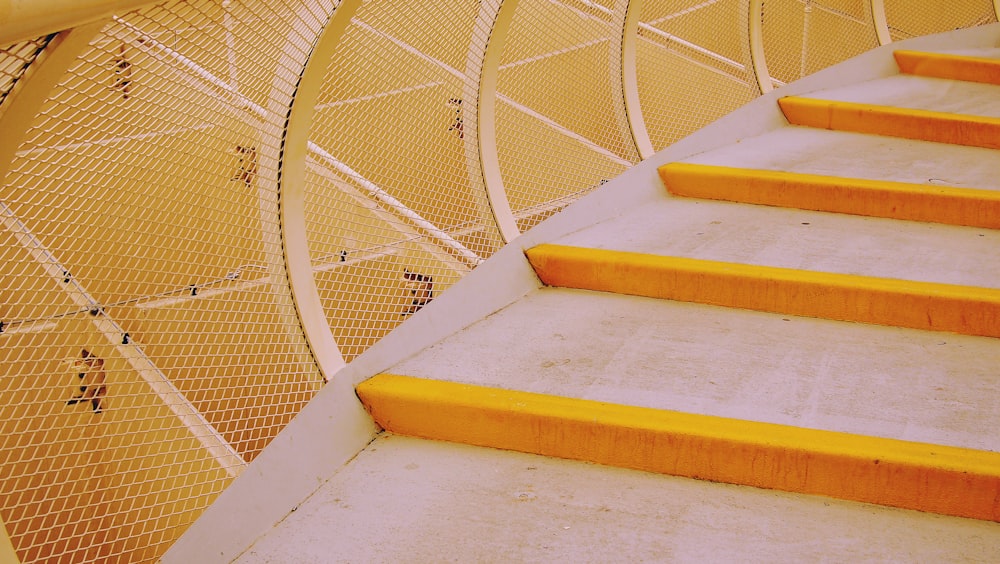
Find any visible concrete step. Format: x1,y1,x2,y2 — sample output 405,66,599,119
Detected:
353,45,1000,525
777,49,1000,148
368,276,1000,519
234,434,1000,563
526,243,1000,338
894,49,1000,85
659,162,1000,228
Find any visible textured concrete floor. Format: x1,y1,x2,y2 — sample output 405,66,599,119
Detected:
236,435,1000,563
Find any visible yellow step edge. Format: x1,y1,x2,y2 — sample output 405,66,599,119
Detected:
658,162,1000,229
525,244,1000,338
778,96,1000,150
357,373,1000,522
895,49,1000,85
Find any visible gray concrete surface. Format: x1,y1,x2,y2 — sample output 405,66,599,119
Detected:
552,197,1000,289
236,435,1000,563
392,287,1000,451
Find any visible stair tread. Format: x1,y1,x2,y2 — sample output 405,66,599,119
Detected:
390,287,1000,452
545,197,1000,289
235,435,1000,563
924,47,1000,59
789,74,1000,119
677,127,1000,192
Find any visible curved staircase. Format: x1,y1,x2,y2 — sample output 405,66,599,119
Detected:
166,27,1000,563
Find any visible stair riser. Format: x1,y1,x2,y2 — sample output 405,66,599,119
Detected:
659,162,1000,229
358,374,1000,522
526,244,1000,338
779,97,1000,150
895,50,1000,85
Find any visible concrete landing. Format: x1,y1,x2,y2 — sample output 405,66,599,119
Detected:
235,434,1000,564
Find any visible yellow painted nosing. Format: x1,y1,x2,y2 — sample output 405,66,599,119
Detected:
895,50,1000,85
525,244,1000,338
357,374,1000,522
778,96,1000,150
658,162,1000,229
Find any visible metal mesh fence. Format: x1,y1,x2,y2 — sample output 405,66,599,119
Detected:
0,0,325,561
762,0,880,87
0,0,995,561
0,36,55,107
304,0,500,361
637,0,761,151
885,0,997,40
496,0,641,232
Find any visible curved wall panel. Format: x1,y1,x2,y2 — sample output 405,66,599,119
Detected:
0,0,994,560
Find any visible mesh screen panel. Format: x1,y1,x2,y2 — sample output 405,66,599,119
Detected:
762,0,879,86
885,0,997,40
496,0,640,232
304,0,501,360
0,0,324,561
637,0,760,151
0,36,55,107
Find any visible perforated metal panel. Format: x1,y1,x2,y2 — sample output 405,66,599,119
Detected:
636,0,760,151
762,0,880,86
495,0,640,232
0,0,326,561
885,0,997,40
0,36,55,106
303,0,500,361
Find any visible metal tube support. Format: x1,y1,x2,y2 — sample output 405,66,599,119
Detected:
869,0,891,46
473,0,521,243
748,0,773,94
618,0,655,159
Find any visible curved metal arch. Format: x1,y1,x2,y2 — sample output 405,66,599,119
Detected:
618,0,654,160
869,0,892,46
278,0,362,381
747,0,772,94
0,24,102,180
472,0,521,243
